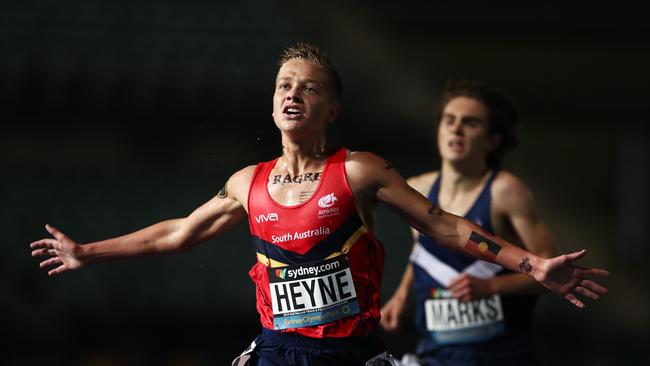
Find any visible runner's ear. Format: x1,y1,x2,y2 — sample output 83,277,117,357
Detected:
327,104,342,124
488,133,501,152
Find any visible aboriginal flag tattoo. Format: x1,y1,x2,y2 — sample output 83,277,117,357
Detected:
465,231,502,261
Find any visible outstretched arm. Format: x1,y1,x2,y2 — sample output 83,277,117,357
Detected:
30,166,253,276
346,152,609,308
422,212,606,308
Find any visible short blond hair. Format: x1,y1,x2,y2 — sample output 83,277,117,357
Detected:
278,42,342,102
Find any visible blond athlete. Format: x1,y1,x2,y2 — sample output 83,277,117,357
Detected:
32,46,608,366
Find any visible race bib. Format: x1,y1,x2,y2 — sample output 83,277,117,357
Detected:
424,289,505,344
268,256,360,330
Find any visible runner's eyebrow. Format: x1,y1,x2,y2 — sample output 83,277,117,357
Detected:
442,112,483,121
276,77,323,85
460,116,485,124
303,79,322,85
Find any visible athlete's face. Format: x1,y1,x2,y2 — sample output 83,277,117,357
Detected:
437,96,497,164
272,59,340,136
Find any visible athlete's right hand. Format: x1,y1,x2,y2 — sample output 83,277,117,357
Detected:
533,249,609,308
380,295,406,332
31,224,84,276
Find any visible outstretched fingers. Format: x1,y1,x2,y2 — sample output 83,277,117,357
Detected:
37,251,69,276
31,248,57,257
48,264,69,276
564,249,587,263
581,279,608,295
30,238,62,257
574,286,601,300
571,266,609,298
564,293,585,309
31,224,80,275
565,251,609,279
40,257,62,269
582,267,610,278
30,238,58,250
565,278,609,307
45,224,67,241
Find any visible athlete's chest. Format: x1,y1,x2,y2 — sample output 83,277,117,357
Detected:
249,163,356,255
437,187,484,217
436,184,499,232
266,170,324,206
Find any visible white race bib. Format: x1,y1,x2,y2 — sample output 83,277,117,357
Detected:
268,256,359,330
424,290,505,344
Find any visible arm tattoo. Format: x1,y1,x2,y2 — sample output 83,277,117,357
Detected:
464,231,502,261
519,257,533,273
428,205,443,216
385,160,393,170
217,184,228,198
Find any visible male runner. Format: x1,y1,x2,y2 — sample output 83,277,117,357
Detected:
381,80,557,365
31,44,608,366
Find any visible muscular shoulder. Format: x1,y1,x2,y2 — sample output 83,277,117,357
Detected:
345,150,393,178
406,171,438,196
225,165,257,203
491,171,534,213
345,150,405,195
229,165,256,186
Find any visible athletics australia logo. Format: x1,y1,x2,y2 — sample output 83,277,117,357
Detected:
318,193,338,208
317,193,340,219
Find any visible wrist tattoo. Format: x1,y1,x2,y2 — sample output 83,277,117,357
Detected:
519,257,533,273
272,172,322,185
464,231,502,261
217,184,228,198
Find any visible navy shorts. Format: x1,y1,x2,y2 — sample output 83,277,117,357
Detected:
233,328,388,366
416,338,538,366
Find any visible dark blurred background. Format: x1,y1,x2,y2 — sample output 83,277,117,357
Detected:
2,1,648,365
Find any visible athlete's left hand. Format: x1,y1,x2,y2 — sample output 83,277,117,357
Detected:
448,273,495,302
534,250,609,308
380,293,407,332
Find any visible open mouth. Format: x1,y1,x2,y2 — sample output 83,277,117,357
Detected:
283,105,303,116
448,140,465,151
449,141,464,146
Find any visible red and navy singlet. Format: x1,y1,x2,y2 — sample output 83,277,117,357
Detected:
247,148,385,338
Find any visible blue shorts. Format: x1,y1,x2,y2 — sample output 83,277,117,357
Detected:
233,328,388,366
